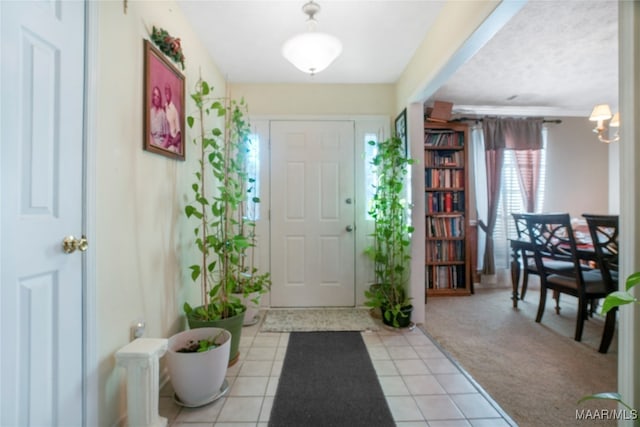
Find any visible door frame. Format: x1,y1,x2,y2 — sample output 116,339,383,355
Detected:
250,115,389,308
83,2,99,425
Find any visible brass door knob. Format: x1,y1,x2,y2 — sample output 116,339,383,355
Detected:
62,235,88,254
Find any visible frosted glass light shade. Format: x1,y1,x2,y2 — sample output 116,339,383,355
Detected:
282,31,342,75
589,104,613,121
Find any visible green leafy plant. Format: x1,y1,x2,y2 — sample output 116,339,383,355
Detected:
183,78,267,322
364,135,414,327
233,193,271,300
236,268,271,300
578,272,640,422
178,331,225,353
601,271,640,313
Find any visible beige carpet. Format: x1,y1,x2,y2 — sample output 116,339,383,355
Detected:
423,276,618,427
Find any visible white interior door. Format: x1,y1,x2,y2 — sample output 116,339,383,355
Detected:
1,1,86,425
270,121,355,307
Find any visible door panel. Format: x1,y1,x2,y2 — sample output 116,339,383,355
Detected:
1,1,85,425
270,121,355,307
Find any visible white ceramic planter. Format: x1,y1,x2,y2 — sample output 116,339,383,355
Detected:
232,291,262,326
166,327,230,407
242,291,261,325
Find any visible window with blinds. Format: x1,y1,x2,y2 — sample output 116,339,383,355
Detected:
493,128,548,269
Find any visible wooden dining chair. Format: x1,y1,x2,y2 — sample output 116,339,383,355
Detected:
525,213,613,350
511,213,536,300
512,212,575,302
583,213,619,353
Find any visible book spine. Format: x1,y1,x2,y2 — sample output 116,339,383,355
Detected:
444,192,452,212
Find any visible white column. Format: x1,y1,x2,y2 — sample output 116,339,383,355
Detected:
618,1,640,424
115,338,168,427
408,102,425,324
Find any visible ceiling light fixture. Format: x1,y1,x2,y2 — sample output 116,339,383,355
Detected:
281,1,342,76
589,104,620,144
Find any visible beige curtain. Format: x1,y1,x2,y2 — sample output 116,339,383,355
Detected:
481,118,543,274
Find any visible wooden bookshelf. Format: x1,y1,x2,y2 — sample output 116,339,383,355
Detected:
424,121,472,298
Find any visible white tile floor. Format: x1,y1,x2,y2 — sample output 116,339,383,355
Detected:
159,313,517,426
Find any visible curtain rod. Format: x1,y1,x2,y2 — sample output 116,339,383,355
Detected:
453,117,562,124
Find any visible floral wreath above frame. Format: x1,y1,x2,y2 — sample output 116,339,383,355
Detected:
150,26,185,70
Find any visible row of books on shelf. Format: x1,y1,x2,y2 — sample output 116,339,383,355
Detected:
424,150,464,168
425,169,464,188
426,265,466,290
424,130,465,148
427,216,464,238
426,191,465,213
426,240,465,262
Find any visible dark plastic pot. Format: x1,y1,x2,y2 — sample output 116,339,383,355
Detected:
381,304,413,328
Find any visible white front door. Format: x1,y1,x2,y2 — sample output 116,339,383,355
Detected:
270,121,355,307
1,1,86,425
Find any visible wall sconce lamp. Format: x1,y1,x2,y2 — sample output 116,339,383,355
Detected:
589,104,620,143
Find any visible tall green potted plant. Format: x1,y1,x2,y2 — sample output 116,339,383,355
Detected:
364,135,414,328
232,246,271,326
183,78,265,365
230,166,271,325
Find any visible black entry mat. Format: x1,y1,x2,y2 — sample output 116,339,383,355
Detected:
269,331,395,427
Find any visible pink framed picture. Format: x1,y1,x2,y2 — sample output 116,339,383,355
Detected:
143,39,185,160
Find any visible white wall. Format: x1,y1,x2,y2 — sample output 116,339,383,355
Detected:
544,117,611,217
95,2,227,425
608,141,620,213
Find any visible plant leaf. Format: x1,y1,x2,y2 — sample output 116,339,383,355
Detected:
602,291,637,314
190,265,200,281
626,271,640,291
183,302,193,314
578,392,623,404
185,205,197,218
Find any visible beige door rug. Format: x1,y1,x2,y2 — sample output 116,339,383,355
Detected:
260,308,380,332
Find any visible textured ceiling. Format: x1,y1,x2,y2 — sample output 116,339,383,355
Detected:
178,0,619,116
428,0,619,117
